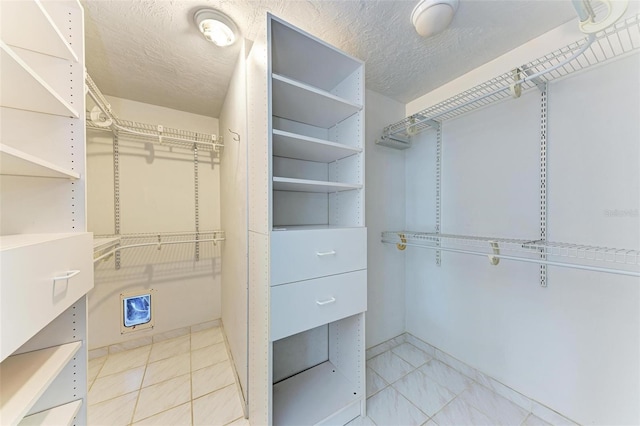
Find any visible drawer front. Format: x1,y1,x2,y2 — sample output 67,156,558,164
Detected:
270,270,366,341
1,233,94,360
271,228,366,285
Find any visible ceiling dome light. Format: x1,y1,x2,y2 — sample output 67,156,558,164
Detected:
194,9,238,47
411,0,459,38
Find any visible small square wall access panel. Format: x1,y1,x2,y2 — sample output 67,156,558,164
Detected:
120,290,155,334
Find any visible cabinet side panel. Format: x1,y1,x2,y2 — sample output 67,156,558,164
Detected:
329,312,365,395
248,23,270,234
249,231,271,425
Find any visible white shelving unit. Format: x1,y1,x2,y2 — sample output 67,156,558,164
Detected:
0,0,78,62
247,14,367,425
0,42,78,118
0,0,91,424
19,400,82,426
0,342,81,425
0,144,80,179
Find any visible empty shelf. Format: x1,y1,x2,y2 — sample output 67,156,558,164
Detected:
0,342,82,425
272,129,361,163
271,18,361,93
272,74,361,128
0,42,78,118
0,0,78,62
273,361,361,425
273,177,362,193
0,144,80,179
19,400,82,426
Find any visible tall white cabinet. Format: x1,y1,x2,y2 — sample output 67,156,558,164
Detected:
0,1,92,424
246,14,367,425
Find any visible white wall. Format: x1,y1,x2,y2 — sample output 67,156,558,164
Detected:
219,41,249,402
87,96,221,349
403,32,639,426
364,89,407,347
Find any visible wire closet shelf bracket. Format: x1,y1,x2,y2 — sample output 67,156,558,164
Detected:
85,73,224,152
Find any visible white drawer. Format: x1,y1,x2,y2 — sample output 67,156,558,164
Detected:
271,228,366,285
270,270,366,341
0,233,94,361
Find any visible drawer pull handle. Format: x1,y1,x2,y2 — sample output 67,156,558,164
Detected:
316,250,336,257
316,297,336,306
53,270,81,282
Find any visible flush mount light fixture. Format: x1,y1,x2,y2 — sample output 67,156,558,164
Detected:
194,9,238,47
411,0,459,38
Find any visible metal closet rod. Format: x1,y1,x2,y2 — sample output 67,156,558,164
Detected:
93,237,225,264
380,239,640,277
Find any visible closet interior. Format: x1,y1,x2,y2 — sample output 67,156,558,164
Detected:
1,0,639,425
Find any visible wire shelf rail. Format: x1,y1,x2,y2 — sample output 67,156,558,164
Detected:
93,230,226,264
85,73,223,152
381,14,640,141
381,231,640,277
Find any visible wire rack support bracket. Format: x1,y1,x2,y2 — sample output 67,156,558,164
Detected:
435,121,442,266
539,85,548,287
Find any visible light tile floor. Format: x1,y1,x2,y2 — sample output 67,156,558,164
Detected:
88,326,248,426
90,331,559,426
358,341,555,426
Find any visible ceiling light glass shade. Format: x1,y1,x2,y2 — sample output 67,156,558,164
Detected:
411,0,459,38
194,9,238,47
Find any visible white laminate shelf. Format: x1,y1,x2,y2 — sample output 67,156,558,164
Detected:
0,342,82,426
273,177,362,193
19,400,82,426
272,74,361,129
273,361,361,425
0,0,78,62
0,42,79,118
0,144,80,179
272,129,361,163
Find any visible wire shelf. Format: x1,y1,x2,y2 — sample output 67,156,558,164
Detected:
93,230,225,262
383,14,640,140
381,231,640,276
85,73,223,152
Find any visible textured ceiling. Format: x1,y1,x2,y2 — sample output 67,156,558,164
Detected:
83,0,577,117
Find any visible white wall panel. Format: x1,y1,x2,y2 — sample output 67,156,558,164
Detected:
364,89,406,347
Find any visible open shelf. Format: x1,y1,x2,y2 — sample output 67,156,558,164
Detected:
0,42,78,118
270,17,361,93
0,144,80,179
0,0,78,62
272,74,361,128
19,400,82,426
273,177,362,193
273,361,361,425
382,14,640,141
273,129,361,163
381,231,640,276
0,342,82,425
